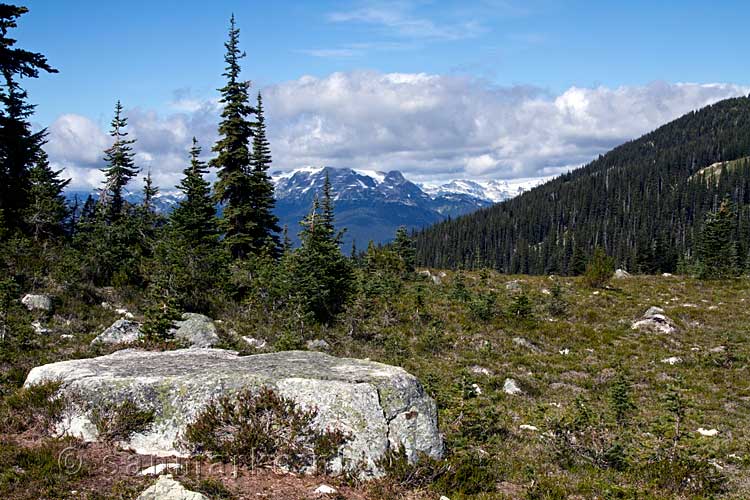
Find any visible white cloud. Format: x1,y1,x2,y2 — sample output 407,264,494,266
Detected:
45,71,750,191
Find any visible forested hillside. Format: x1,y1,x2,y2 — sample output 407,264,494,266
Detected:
416,96,750,274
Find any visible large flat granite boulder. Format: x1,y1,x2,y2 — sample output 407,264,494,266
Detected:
24,349,443,476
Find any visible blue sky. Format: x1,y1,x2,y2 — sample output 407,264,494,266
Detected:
17,0,750,188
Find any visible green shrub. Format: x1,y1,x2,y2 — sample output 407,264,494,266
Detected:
507,292,533,319
584,247,614,288
0,381,65,434
90,400,154,442
377,446,449,489
468,291,496,320
182,387,349,473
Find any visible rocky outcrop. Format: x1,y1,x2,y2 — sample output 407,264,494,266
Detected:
25,349,443,477
91,314,220,348
136,474,207,500
21,293,52,311
631,306,678,334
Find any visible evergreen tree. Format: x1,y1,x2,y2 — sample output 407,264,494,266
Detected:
211,15,256,259
101,101,137,219
171,137,219,244
698,198,739,278
393,225,416,274
142,169,158,212
0,4,57,232
23,149,70,241
291,186,354,323
248,91,280,253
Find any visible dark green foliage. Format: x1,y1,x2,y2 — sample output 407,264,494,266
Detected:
141,169,158,212
468,290,496,321
150,139,227,312
547,280,568,317
290,174,355,323
393,226,416,274
697,198,740,278
90,400,155,443
100,101,138,220
415,97,750,275
171,137,219,245
0,4,57,233
248,92,281,254
182,387,349,472
609,369,634,426
211,16,258,260
507,291,533,319
22,150,70,241
141,294,180,342
584,247,614,288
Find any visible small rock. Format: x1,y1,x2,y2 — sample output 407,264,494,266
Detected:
708,305,718,311
682,303,698,308
169,313,220,348
21,294,52,311
101,301,113,310
710,346,726,353
662,273,673,277
91,319,142,345
60,334,73,339
469,365,493,376
139,463,182,476
431,275,442,285
512,337,541,353
592,291,600,295
503,378,523,395
506,280,522,292
632,306,677,334
559,348,570,355
31,321,49,335
519,424,538,432
541,288,551,295
314,484,337,495
136,474,208,500
471,383,482,395
697,428,719,437
439,496,451,500
242,336,267,349
306,339,330,351
115,308,129,316
660,356,682,365
613,269,630,279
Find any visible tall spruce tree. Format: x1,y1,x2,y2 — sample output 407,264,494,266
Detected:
393,225,416,274
142,170,158,212
698,198,739,278
23,149,70,241
211,15,256,259
248,91,280,253
292,184,354,323
171,137,218,244
0,4,57,232
101,101,138,219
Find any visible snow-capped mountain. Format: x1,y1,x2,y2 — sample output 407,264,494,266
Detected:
65,166,545,247
420,178,549,204
271,166,544,247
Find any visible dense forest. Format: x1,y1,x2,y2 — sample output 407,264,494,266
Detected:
415,97,750,275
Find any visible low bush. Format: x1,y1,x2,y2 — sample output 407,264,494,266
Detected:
90,400,154,442
0,381,65,435
182,387,349,473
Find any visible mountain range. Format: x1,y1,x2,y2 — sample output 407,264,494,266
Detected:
66,168,545,248
415,95,750,274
